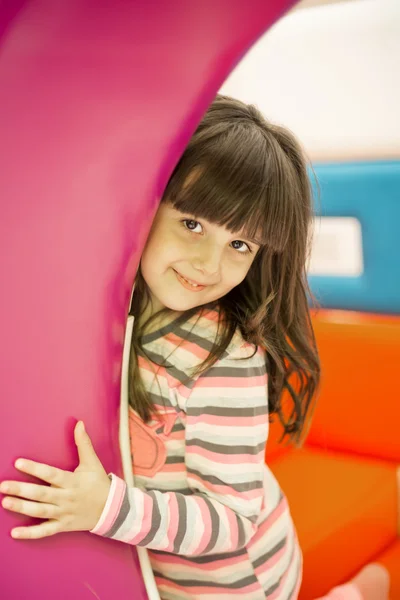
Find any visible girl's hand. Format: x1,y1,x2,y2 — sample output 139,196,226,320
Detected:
0,421,111,540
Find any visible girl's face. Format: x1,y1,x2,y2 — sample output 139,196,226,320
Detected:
140,203,260,314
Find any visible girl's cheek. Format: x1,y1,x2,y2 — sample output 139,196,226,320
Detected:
230,261,252,285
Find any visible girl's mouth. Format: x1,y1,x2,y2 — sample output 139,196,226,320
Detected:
174,270,207,292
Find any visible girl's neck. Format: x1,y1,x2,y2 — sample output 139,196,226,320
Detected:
137,298,181,335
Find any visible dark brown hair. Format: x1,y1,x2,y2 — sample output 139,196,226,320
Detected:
129,94,320,445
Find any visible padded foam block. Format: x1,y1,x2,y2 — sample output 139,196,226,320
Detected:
270,448,398,600
267,309,400,461
307,310,400,462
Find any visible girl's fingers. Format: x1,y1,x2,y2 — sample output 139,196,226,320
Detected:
2,496,59,520
0,481,60,504
11,520,61,540
13,459,72,488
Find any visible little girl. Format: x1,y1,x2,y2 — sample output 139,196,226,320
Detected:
0,95,389,600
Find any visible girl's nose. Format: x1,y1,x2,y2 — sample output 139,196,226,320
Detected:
192,245,221,277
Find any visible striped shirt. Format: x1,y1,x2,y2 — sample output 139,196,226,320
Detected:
92,306,302,599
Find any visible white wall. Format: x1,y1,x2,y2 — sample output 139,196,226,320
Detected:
220,0,400,161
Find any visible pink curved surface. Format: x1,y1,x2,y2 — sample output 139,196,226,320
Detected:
0,0,293,597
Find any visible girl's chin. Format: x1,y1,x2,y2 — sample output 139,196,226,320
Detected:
163,298,204,312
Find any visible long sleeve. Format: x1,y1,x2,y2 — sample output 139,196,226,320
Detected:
91,343,269,557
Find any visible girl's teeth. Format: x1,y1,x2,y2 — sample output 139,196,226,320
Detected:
183,276,198,287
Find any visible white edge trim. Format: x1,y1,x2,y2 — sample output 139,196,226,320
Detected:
120,314,161,599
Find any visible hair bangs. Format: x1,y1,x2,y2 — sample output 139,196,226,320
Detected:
163,126,296,252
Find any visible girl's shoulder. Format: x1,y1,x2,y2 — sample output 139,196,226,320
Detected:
196,304,265,364
141,303,266,381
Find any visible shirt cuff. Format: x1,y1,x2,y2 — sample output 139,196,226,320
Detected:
90,473,127,536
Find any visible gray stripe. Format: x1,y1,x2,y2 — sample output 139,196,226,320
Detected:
200,496,220,554
146,390,174,409
264,539,296,597
253,536,287,569
188,468,263,492
186,438,266,455
172,326,217,353
152,571,258,589
105,488,131,538
138,490,161,547
165,455,185,464
203,364,264,378
264,577,281,597
141,303,219,346
143,349,195,386
141,312,191,345
172,422,185,432
145,486,192,495
173,494,187,553
150,546,248,563
187,404,268,417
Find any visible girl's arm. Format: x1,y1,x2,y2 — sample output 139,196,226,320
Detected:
91,346,272,557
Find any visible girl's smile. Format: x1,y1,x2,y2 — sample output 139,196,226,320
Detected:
173,269,208,291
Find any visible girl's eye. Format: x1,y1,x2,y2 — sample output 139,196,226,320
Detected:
182,219,203,234
231,240,251,254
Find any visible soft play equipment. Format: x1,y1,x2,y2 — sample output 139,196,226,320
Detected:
268,310,400,599
308,161,400,314
0,1,295,598
267,160,400,598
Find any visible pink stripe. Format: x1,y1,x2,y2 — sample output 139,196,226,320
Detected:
166,372,192,389
290,562,302,600
162,493,180,553
186,444,265,465
165,333,209,360
226,504,239,550
90,475,126,536
191,495,213,555
202,310,219,322
130,491,154,544
167,430,186,441
171,381,192,397
255,537,288,575
188,413,268,427
264,545,299,600
155,576,263,595
250,496,288,545
194,374,267,388
161,462,186,473
137,357,170,380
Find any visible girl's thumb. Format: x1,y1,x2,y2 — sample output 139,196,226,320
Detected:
75,421,98,465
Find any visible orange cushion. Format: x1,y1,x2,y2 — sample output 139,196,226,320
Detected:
269,447,398,600
307,311,400,462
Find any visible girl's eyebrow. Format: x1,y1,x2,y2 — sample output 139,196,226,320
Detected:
248,237,263,246
240,234,262,246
